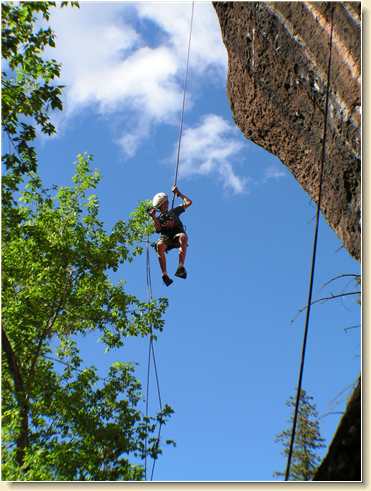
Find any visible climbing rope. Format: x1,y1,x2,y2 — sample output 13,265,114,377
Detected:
144,237,163,481
171,1,195,208
284,3,335,481
144,3,195,479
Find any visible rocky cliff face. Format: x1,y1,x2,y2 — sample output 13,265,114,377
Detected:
213,1,361,481
213,1,361,261
313,377,361,481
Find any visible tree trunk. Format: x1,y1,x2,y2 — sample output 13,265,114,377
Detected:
2,327,29,466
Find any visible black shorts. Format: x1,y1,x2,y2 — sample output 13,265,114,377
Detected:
156,234,183,253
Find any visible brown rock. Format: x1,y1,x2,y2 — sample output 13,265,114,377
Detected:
213,1,361,261
213,2,361,482
313,377,361,481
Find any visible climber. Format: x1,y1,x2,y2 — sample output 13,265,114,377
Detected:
148,185,192,286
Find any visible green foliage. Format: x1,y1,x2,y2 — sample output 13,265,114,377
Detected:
2,2,173,480
2,154,171,480
1,1,78,196
274,389,325,481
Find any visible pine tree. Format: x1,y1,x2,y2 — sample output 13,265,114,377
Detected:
274,389,325,481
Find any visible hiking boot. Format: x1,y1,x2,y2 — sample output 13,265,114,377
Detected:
162,274,173,286
175,265,187,279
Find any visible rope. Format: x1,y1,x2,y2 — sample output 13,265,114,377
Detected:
144,236,164,481
284,4,335,481
150,340,163,480
171,1,195,208
144,3,195,478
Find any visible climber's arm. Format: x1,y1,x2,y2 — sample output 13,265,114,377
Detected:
148,208,162,232
172,186,192,209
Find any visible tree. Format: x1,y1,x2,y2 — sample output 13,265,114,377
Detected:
1,2,74,189
2,1,79,245
274,389,325,481
2,2,174,480
2,154,173,480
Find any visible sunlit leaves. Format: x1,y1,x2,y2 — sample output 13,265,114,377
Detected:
2,155,173,480
2,1,173,479
1,2,74,188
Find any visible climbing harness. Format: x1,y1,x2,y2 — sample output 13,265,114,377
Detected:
144,3,195,479
284,4,335,481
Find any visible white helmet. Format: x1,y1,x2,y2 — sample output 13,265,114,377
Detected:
152,192,168,208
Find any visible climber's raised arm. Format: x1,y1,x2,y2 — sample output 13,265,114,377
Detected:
172,185,192,209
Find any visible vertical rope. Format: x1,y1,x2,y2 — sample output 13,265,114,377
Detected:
150,340,163,480
144,240,152,480
284,4,335,481
144,2,195,478
144,236,164,481
171,1,195,208
144,334,152,480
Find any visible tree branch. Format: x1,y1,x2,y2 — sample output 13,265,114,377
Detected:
319,273,360,291
320,411,345,419
28,267,72,386
291,291,361,324
344,324,360,333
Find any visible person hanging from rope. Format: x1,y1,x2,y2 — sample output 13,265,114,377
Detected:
148,185,192,286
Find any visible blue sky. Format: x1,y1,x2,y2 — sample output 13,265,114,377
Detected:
31,1,361,482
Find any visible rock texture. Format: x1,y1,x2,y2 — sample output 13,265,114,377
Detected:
213,1,361,481
313,377,361,481
213,1,361,261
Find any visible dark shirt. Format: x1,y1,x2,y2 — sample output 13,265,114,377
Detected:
158,206,185,238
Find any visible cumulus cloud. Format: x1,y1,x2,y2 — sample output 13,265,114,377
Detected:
136,2,227,74
176,114,248,194
46,3,249,190
50,5,178,118
49,3,227,135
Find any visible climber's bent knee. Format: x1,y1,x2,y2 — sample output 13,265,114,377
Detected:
177,233,188,246
156,240,167,256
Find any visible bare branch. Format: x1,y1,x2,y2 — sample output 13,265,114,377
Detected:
320,411,345,419
291,291,361,324
334,245,345,254
320,273,360,291
329,382,358,408
344,324,360,333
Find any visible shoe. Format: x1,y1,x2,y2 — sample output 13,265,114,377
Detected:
162,274,173,286
175,265,187,279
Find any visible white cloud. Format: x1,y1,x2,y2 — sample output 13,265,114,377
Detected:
50,5,138,85
136,2,227,75
264,164,286,181
49,3,227,141
46,3,250,192
68,45,180,117
50,5,180,119
116,116,151,158
176,114,248,194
